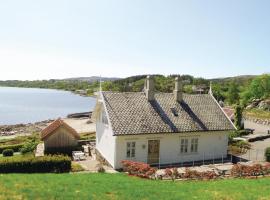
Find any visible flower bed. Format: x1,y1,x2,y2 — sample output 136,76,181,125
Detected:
121,160,157,179
122,160,270,181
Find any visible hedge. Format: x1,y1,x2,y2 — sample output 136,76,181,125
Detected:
0,144,24,154
265,147,270,162
0,155,71,173
44,146,83,156
2,149,14,157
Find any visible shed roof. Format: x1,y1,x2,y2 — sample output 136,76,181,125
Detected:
41,119,80,140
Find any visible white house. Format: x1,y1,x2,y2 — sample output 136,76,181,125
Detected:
93,76,236,169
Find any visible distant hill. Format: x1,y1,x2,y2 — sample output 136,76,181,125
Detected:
62,76,121,83
210,75,257,84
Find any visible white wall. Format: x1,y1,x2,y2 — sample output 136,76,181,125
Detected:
96,106,116,168
114,131,228,169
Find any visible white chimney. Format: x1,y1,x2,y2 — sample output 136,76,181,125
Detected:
145,76,154,101
174,77,183,102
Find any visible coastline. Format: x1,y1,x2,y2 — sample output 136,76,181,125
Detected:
0,85,97,98
0,117,95,139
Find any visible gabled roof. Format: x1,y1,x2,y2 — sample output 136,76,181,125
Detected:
41,119,80,140
102,92,236,136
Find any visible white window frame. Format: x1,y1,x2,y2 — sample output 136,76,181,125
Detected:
126,141,136,158
190,138,198,153
180,138,188,154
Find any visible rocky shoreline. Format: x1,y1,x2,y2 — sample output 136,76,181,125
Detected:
0,119,54,137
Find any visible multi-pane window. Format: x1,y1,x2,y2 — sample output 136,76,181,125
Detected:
101,111,108,125
180,139,188,154
126,142,136,158
190,138,198,153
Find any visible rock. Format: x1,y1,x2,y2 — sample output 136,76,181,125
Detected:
258,99,270,111
246,105,254,109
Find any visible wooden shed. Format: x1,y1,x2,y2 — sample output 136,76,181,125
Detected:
41,119,80,151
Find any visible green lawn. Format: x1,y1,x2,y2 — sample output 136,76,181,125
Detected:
0,173,270,200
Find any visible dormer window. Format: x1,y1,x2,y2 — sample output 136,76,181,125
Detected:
171,107,178,116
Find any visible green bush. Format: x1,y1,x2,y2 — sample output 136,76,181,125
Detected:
20,140,38,154
0,144,24,154
0,155,71,173
265,147,270,162
2,149,14,157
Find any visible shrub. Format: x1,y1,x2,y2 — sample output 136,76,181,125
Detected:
71,163,85,172
231,164,265,178
20,140,38,154
0,155,71,173
2,149,14,157
164,168,180,181
121,160,157,179
265,147,270,162
0,144,24,154
44,146,83,156
183,169,217,180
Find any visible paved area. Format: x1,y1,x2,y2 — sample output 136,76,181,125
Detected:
75,156,117,173
240,138,270,161
244,120,270,134
63,118,96,133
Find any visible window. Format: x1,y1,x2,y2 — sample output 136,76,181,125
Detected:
180,138,188,154
126,142,136,158
190,138,198,153
101,111,108,125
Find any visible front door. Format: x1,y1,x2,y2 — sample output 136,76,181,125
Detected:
147,140,160,164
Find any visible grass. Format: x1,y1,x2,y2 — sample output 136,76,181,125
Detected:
0,173,270,200
79,132,96,140
0,133,40,146
244,109,270,120
0,152,22,159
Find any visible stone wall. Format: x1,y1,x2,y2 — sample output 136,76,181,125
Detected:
245,117,270,126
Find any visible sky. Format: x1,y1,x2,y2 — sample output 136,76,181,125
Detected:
0,0,269,80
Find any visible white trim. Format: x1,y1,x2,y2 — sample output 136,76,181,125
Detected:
209,92,237,130
100,92,114,132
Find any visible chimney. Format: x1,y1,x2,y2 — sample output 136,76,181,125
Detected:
174,77,183,102
145,76,154,101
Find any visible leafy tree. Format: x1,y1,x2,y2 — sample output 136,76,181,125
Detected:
227,81,240,105
234,105,243,130
242,74,270,105
212,83,225,101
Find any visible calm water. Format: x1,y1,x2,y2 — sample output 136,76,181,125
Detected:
0,87,96,125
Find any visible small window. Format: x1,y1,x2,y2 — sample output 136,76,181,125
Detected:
126,142,136,158
180,138,188,154
190,138,198,153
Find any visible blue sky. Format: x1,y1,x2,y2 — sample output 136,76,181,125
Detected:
0,0,269,80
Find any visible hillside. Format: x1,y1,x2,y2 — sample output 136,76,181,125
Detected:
62,76,121,82
1,74,269,107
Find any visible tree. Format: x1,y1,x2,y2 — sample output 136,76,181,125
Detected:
234,105,243,130
227,81,240,105
242,74,270,105
212,83,225,101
